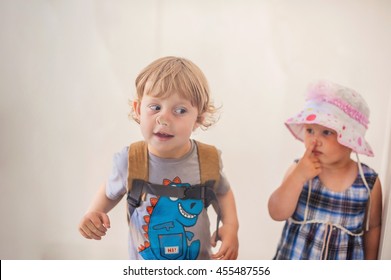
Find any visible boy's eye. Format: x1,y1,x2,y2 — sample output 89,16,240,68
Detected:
148,104,161,111
174,107,187,115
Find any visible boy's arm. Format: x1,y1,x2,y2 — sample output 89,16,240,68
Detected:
211,189,239,260
78,183,123,240
364,178,383,259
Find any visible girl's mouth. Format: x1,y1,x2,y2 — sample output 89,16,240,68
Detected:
313,150,322,156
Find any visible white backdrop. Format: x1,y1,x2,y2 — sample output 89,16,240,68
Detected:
1,0,391,259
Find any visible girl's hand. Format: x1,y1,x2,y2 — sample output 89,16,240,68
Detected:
295,140,322,183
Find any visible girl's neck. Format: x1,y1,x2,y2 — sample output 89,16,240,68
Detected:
318,159,358,192
322,157,355,173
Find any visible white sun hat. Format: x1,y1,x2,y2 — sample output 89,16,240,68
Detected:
285,80,374,157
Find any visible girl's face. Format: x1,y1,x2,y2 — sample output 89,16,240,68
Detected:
303,124,352,167
133,92,201,158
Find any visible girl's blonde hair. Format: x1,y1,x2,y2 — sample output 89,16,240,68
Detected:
130,56,217,129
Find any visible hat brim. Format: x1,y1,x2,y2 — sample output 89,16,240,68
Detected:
285,102,374,157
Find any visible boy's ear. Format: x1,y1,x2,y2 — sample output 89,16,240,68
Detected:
193,114,205,131
132,99,142,124
133,99,141,117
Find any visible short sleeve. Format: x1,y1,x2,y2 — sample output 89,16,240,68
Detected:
215,149,231,195
106,146,129,200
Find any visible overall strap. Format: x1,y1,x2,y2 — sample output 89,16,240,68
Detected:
195,140,220,188
126,141,148,222
195,140,222,242
127,141,149,192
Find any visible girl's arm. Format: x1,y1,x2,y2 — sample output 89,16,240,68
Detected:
268,141,321,221
364,177,383,259
268,163,306,220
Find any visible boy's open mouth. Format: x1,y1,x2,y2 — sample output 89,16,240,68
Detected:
154,132,174,139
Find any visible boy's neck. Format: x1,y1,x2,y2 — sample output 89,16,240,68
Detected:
148,139,193,159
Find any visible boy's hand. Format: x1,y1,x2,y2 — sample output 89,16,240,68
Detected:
78,211,110,240
210,224,239,260
294,140,322,183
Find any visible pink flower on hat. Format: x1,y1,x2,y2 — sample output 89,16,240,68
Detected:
306,114,317,121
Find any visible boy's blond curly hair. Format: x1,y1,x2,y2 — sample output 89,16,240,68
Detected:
130,56,218,129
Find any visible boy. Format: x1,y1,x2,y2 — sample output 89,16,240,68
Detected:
79,56,239,260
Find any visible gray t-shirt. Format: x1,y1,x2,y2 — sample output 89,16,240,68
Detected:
106,140,230,260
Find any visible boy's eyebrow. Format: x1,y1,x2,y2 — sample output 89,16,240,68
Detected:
143,96,162,103
146,95,194,106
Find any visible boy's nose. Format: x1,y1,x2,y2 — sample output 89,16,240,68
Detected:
156,115,168,126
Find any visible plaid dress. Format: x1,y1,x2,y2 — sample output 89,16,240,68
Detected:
273,163,377,260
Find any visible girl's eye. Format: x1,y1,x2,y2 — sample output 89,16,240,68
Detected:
174,107,187,115
305,128,314,134
323,130,334,136
148,104,161,111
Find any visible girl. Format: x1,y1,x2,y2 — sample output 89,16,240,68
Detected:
268,80,382,259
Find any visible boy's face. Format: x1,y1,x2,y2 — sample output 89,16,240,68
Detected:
303,124,352,167
133,92,201,158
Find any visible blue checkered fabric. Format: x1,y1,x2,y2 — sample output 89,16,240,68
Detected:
273,163,377,260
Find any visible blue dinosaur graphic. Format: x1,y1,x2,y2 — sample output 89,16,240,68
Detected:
138,176,204,260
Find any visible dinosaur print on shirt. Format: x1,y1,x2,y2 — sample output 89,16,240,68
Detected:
138,176,203,260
